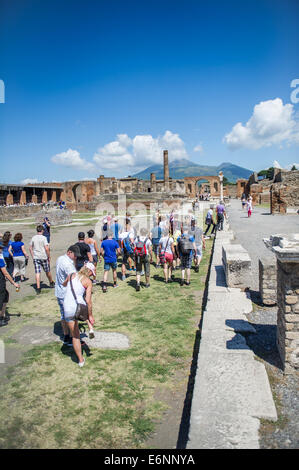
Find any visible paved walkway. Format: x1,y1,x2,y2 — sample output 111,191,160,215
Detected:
226,200,299,290
187,217,277,449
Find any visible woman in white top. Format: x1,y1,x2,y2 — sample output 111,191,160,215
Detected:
85,230,101,280
63,263,95,367
159,229,175,283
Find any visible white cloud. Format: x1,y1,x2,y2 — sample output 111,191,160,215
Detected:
273,160,282,169
224,98,299,150
20,178,39,185
51,148,95,172
93,130,188,173
285,163,299,170
194,143,204,153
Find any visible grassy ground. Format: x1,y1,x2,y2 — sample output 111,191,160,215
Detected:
0,238,213,449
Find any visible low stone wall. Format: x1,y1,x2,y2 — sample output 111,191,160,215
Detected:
277,260,299,373
0,205,42,221
259,259,277,305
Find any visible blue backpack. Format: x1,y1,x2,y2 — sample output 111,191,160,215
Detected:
123,235,134,255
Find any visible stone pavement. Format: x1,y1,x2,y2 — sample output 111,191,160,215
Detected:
187,219,278,449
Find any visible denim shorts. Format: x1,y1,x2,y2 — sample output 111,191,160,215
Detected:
104,261,118,271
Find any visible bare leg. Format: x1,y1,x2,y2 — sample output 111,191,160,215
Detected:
36,273,41,289
68,321,84,363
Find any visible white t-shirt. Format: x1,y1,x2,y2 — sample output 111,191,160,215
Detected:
159,236,174,254
30,234,49,260
55,254,77,299
119,230,134,242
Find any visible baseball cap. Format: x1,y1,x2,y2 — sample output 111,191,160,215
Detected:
85,262,96,277
67,245,81,257
78,232,85,239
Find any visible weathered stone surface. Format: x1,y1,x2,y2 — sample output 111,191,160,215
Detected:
222,244,251,288
35,209,73,226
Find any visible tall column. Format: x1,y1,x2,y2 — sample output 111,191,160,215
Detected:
150,173,156,192
264,234,299,374
219,171,224,201
163,150,169,192
20,190,27,205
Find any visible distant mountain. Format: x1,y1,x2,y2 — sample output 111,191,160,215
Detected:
132,159,253,183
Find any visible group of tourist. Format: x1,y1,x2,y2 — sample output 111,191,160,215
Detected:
0,202,228,366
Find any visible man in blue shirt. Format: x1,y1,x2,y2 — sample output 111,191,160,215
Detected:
110,218,123,248
151,223,162,267
101,230,121,292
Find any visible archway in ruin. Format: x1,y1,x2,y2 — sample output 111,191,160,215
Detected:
184,176,220,198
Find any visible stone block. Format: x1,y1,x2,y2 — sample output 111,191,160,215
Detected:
222,244,251,288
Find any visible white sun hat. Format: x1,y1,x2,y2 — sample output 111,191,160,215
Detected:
85,262,96,277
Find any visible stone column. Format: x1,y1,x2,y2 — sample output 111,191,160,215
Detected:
163,150,169,192
150,173,156,192
51,190,57,202
6,193,13,205
42,190,48,203
219,171,224,201
20,190,27,205
264,234,299,374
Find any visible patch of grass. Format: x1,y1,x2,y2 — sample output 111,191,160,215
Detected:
0,236,213,449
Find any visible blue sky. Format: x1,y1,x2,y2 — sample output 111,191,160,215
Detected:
0,0,298,183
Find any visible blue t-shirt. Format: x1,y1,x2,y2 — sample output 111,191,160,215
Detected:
151,226,162,245
0,255,6,268
110,223,122,241
2,241,12,258
101,239,119,263
11,241,25,257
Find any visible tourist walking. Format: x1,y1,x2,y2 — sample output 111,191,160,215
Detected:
159,229,175,283
42,217,51,243
9,232,29,282
190,221,205,272
55,244,80,344
74,232,93,271
0,241,20,327
150,222,162,267
177,226,196,286
29,225,55,294
119,226,135,279
62,263,96,367
216,200,227,231
110,218,123,249
172,226,182,270
247,197,253,217
241,193,246,210
85,230,101,268
101,230,121,292
204,206,216,236
134,228,153,291
1,231,14,276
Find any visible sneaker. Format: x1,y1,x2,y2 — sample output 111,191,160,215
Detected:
195,266,199,273
185,281,190,286
63,334,71,345
50,281,55,288
180,279,184,286
145,284,150,288
102,285,107,293
89,329,95,339
113,283,118,288
136,284,140,292
0,317,8,327
36,288,41,295
78,358,85,368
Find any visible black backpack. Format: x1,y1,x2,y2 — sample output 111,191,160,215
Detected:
179,235,191,255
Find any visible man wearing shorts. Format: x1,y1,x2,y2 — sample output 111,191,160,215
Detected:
0,241,20,327
151,223,162,267
29,225,55,294
119,226,135,280
134,228,153,291
55,245,80,345
101,230,121,292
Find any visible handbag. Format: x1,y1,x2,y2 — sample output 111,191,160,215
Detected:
159,237,169,264
70,275,89,322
